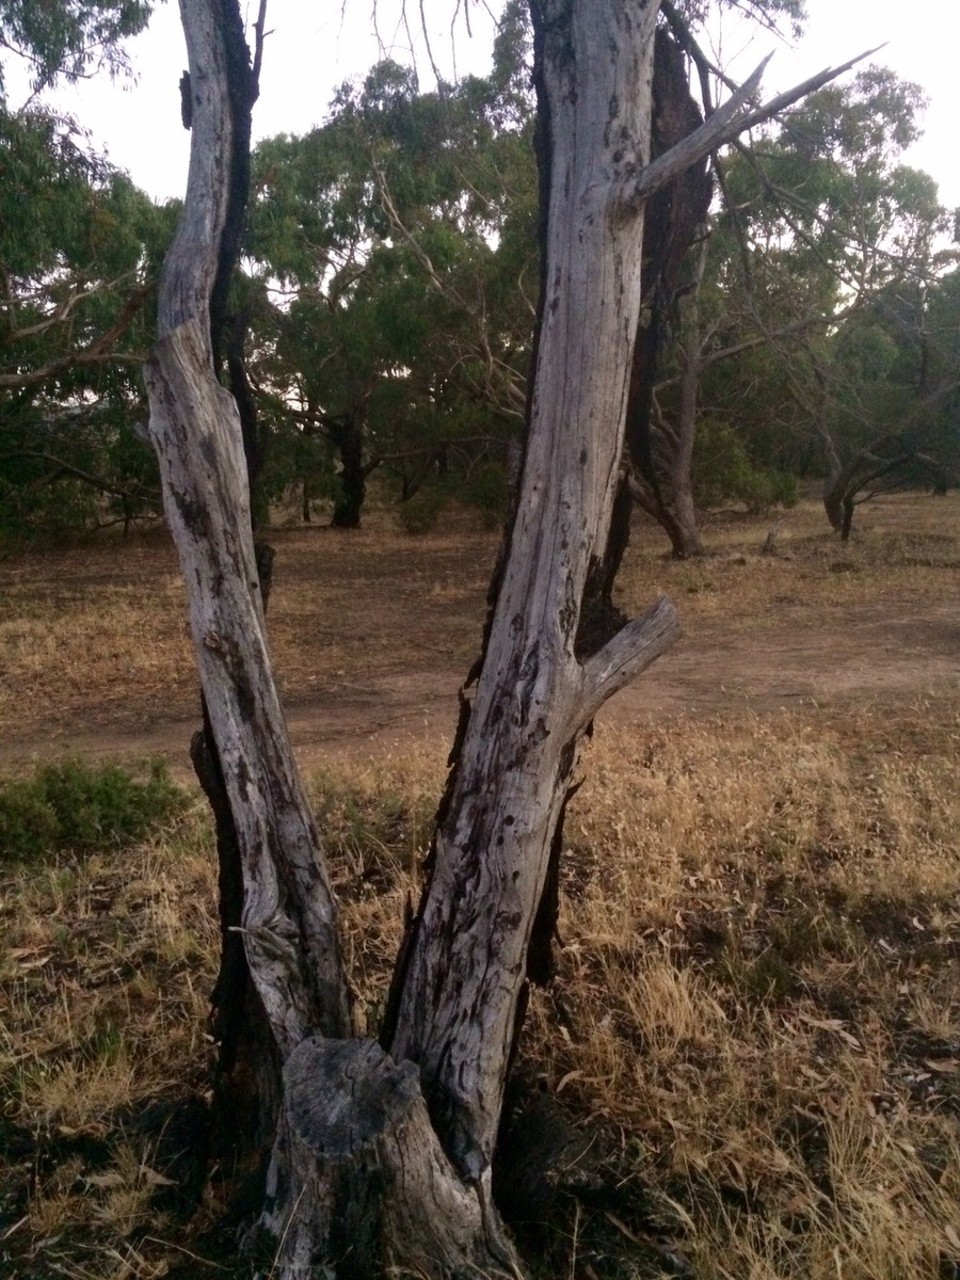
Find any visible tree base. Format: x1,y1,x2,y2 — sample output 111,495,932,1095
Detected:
256,1037,521,1279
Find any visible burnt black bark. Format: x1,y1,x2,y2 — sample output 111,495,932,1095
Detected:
602,26,713,567
196,542,281,1165
330,412,367,529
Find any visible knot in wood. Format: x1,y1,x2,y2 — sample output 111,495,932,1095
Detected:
283,1037,421,1160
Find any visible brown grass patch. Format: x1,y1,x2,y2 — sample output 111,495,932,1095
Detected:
2,492,960,1276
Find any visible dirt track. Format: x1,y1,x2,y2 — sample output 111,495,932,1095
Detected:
2,499,959,779
5,582,958,779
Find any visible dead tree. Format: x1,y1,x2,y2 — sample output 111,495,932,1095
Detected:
144,1,866,1273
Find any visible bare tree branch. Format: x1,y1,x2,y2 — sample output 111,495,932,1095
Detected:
0,449,160,506
628,47,881,209
0,284,150,389
250,0,270,95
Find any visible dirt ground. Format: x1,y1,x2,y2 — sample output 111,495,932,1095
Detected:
1,494,958,778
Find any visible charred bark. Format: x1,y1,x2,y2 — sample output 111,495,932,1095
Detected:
196,542,282,1162
612,25,713,563
225,315,270,529
330,411,367,528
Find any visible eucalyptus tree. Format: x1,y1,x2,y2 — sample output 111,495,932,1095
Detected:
0,0,151,90
246,45,536,527
0,0,172,539
145,1,861,1274
694,66,954,537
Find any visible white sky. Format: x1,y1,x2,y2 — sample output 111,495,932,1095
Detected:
10,0,960,210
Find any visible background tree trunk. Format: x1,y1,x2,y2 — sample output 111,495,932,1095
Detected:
330,410,367,528
618,29,712,560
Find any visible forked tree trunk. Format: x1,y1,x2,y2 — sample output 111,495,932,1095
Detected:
148,1,680,1276
145,3,860,1270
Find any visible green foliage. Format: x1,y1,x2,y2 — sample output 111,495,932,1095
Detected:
699,61,956,498
676,0,806,38
0,0,152,96
0,103,170,540
459,460,511,527
0,759,185,865
245,31,537,527
694,418,798,512
398,482,449,534
0,5,177,542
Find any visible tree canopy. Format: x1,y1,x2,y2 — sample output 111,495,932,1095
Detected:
2,0,956,550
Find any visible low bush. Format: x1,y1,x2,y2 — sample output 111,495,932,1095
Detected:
0,758,186,865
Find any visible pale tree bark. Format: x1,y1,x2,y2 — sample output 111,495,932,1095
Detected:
265,1,681,1270
383,0,679,1194
144,0,350,1058
143,1,863,1275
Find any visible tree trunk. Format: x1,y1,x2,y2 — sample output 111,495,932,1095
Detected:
608,26,712,563
662,236,709,558
148,2,681,1276
382,0,679,1192
267,1,681,1267
144,0,350,1059
331,411,366,528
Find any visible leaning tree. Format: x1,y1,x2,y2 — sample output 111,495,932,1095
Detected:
144,1,863,1273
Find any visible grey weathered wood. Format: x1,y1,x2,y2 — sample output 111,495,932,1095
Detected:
144,0,349,1054
260,1038,519,1279
148,5,515,1273
627,46,880,208
388,0,680,1192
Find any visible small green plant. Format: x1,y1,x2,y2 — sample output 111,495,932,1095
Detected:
461,461,510,528
398,482,449,534
0,759,185,865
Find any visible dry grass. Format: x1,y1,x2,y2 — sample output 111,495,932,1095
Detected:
520,701,960,1277
0,510,498,750
0,794,221,1278
2,492,960,1276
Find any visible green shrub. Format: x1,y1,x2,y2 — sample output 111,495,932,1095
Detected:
460,461,510,528
0,759,185,865
398,483,449,534
694,418,799,513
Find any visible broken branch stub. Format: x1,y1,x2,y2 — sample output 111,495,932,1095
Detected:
261,1037,520,1280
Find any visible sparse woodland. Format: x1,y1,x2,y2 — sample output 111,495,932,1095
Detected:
1,1,960,1278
